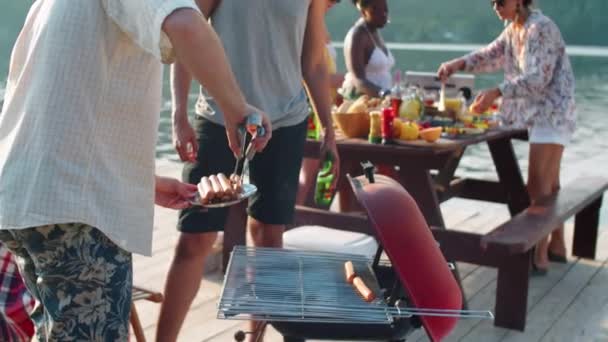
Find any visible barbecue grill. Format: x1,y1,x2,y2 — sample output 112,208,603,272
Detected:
218,169,493,341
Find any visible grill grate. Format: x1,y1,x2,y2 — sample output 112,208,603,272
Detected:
218,246,493,324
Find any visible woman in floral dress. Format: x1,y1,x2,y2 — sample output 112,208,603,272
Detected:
437,0,575,275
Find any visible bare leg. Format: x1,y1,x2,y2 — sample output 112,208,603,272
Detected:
548,166,567,258
296,158,320,206
247,217,285,342
528,143,564,270
156,232,218,342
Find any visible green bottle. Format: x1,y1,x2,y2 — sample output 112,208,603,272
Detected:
307,113,320,141
314,152,335,206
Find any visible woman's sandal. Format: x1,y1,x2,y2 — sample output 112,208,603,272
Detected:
531,263,548,277
548,250,568,263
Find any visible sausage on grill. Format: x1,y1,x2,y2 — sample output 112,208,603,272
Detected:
353,276,375,302
344,261,356,284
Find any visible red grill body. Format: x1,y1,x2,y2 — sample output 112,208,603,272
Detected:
349,174,462,341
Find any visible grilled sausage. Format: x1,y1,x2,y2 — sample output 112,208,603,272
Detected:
198,177,214,204
353,276,375,302
230,174,243,193
218,173,235,199
208,175,225,198
344,261,356,284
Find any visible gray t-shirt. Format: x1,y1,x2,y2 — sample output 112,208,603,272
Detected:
196,0,311,129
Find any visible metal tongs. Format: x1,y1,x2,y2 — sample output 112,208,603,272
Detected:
232,113,266,179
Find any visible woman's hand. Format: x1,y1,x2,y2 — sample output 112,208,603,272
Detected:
155,176,198,209
437,59,466,83
321,129,340,190
470,88,502,114
172,114,198,162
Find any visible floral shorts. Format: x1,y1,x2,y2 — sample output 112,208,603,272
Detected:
0,223,132,341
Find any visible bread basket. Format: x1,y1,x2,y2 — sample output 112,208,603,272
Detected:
332,112,370,138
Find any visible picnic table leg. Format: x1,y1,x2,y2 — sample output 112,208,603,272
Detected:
396,166,468,308
573,196,603,260
435,148,465,202
487,138,530,216
494,251,531,331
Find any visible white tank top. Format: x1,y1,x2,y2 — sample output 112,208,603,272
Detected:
342,25,395,95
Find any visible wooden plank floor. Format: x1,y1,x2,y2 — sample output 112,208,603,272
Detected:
136,160,608,342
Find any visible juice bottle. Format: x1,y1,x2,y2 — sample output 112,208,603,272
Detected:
369,111,382,144
381,107,394,145
390,70,404,118
314,152,335,206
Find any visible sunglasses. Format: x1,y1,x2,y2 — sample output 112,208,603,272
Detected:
491,0,505,7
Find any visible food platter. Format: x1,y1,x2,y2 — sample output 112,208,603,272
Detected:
190,183,257,208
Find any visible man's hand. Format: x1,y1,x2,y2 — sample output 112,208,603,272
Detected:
470,88,501,114
224,105,273,157
320,129,340,190
172,113,198,162
155,176,198,209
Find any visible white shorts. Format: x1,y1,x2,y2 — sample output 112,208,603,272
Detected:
528,126,571,146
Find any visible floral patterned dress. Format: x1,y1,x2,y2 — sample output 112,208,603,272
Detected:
463,10,576,137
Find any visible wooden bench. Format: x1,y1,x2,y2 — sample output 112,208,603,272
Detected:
479,176,608,330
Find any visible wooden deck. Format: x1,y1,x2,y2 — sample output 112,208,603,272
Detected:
135,159,608,342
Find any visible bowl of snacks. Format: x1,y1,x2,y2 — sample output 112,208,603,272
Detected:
331,95,383,138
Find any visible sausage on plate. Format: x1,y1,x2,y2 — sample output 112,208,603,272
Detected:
230,174,243,193
198,176,214,204
218,173,235,199
208,175,225,198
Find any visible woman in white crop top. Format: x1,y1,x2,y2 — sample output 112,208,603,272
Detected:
341,0,394,99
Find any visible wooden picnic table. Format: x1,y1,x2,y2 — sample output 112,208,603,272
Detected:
303,128,530,223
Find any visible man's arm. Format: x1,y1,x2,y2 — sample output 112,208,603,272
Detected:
163,8,271,155
301,0,339,180
301,1,332,138
163,9,247,125
170,0,220,161
171,0,220,120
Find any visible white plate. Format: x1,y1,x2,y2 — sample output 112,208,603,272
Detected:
190,183,257,208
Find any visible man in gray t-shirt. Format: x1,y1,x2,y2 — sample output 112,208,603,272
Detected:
158,1,340,341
